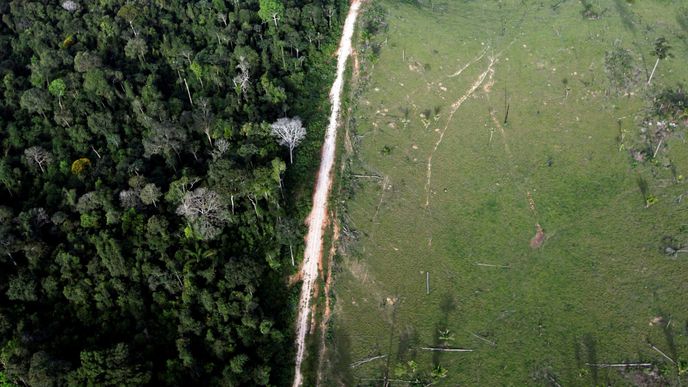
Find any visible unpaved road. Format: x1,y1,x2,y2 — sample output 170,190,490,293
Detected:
292,1,363,386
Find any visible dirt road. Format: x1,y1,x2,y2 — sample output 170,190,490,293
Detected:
292,1,363,386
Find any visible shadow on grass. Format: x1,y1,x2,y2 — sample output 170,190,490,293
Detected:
659,312,678,360
432,292,458,365
613,0,637,34
583,333,599,384
325,325,355,386
397,325,418,362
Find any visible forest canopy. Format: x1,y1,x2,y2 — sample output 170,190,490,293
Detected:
0,0,346,385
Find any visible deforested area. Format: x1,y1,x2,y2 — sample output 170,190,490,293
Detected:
326,0,688,385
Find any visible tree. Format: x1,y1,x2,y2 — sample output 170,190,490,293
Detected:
604,43,636,93
258,0,284,27
232,56,250,96
83,69,113,102
0,160,19,195
270,117,306,163
124,37,147,64
20,88,50,118
119,189,140,209
648,37,673,85
91,233,128,277
117,4,141,36
193,98,215,145
23,146,53,173
61,1,79,12
68,343,150,386
6,272,38,302
70,158,91,175
48,79,66,109
139,183,161,207
76,191,106,213
73,51,102,73
176,188,230,240
142,121,187,163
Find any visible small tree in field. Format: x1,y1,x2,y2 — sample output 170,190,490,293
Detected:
270,117,306,164
648,37,672,85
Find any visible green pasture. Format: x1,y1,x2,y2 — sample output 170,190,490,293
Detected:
328,0,688,385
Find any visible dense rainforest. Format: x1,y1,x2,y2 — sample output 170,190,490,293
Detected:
0,0,346,385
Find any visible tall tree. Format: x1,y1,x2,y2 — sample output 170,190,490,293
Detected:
176,188,230,240
270,117,306,164
258,0,285,27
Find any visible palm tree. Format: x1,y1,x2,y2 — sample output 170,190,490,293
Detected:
648,37,673,85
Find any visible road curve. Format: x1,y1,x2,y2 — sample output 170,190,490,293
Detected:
292,1,362,386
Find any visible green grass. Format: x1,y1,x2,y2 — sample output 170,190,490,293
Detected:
328,0,688,385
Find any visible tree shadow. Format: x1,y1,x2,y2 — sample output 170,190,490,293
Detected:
582,333,598,385
662,317,678,361
677,7,688,49
397,325,418,362
325,326,355,386
613,0,637,34
432,292,457,365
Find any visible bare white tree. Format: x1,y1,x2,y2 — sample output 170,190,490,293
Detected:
176,188,230,240
119,189,140,208
24,146,53,173
270,117,306,164
143,121,187,162
61,0,79,12
194,97,214,145
217,12,228,27
211,138,230,160
232,56,250,96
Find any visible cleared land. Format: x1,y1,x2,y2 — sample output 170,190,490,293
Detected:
327,0,688,385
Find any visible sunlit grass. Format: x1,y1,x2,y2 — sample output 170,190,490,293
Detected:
330,0,688,385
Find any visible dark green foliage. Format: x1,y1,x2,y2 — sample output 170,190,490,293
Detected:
580,0,604,20
604,42,638,93
0,0,347,385
652,37,673,61
652,86,688,120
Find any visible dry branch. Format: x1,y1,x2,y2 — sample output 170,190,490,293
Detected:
586,363,653,368
420,347,473,352
371,176,390,222
351,174,383,180
469,332,496,347
475,262,510,269
426,272,430,295
350,354,387,368
649,343,675,364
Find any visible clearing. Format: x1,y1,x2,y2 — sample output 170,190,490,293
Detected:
325,0,688,385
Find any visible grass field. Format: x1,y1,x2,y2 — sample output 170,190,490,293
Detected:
326,0,688,385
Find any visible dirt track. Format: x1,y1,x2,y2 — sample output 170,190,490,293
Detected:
292,2,363,386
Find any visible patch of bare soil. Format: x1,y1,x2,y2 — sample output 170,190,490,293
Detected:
530,223,545,248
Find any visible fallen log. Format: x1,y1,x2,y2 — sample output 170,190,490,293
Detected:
469,332,496,347
586,363,653,368
420,347,473,352
350,355,387,368
649,343,675,364
475,262,510,268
